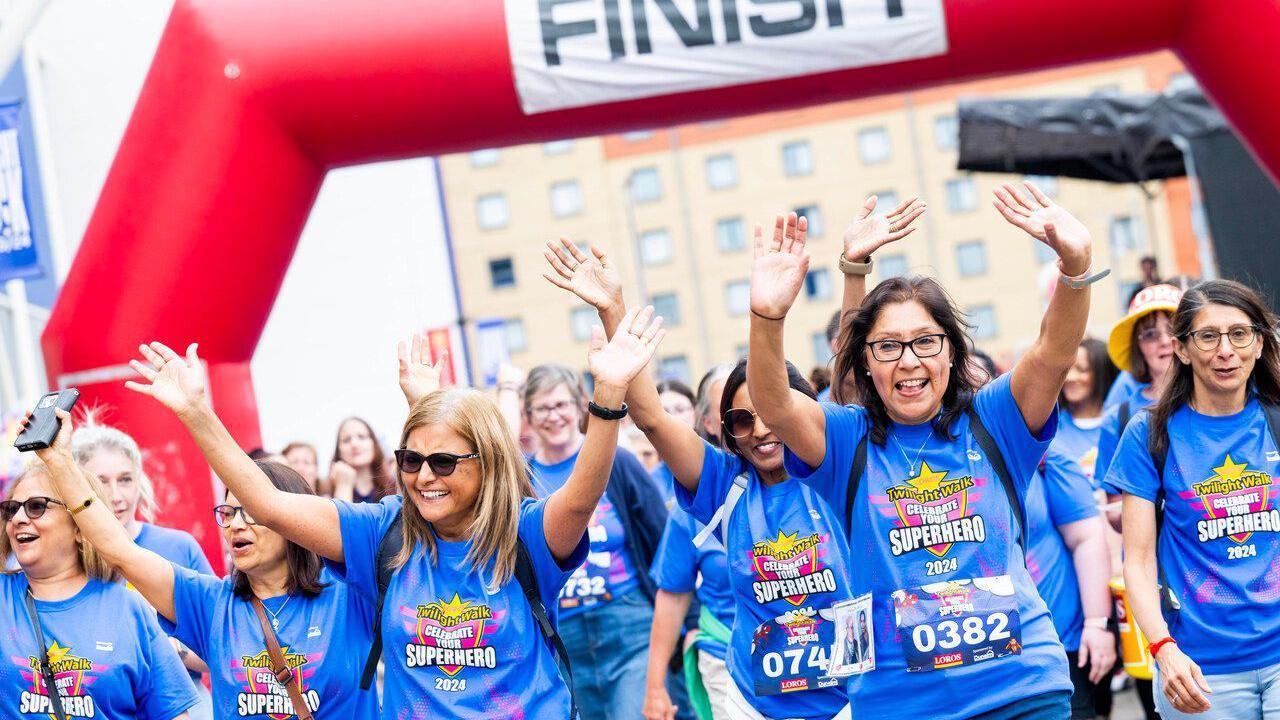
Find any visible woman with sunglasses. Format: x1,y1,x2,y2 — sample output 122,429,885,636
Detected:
543,238,871,720
749,182,1095,719
0,459,199,719
128,309,663,718
32,410,378,719
1107,280,1280,720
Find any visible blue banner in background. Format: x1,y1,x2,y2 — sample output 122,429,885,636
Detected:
0,102,41,283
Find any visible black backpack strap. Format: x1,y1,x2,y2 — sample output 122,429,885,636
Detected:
1117,400,1132,434
515,538,579,720
966,409,1026,553
1145,417,1179,617
1262,400,1280,457
24,590,69,720
845,434,869,533
359,514,404,691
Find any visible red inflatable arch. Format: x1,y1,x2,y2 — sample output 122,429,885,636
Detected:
41,0,1280,564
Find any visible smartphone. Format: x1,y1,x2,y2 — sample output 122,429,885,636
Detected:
14,389,80,452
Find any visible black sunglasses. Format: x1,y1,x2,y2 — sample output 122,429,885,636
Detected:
213,504,258,528
394,449,480,476
0,497,68,523
721,408,760,439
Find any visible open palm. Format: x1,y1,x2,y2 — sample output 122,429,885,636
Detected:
398,332,448,405
843,195,926,261
125,342,208,414
750,213,810,319
993,182,1092,273
543,237,622,312
588,305,664,389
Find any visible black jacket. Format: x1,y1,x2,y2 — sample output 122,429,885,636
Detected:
603,447,669,603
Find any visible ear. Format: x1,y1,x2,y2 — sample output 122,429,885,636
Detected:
1171,337,1193,365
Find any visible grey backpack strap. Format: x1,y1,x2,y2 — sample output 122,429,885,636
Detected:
24,590,69,720
514,539,579,719
693,472,749,547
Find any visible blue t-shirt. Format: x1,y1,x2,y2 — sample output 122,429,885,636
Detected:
1096,388,1155,492
1104,400,1280,674
783,373,1071,719
162,567,378,719
652,463,678,509
0,574,199,720
650,507,734,660
1024,448,1099,652
677,443,853,720
135,523,215,577
530,450,640,618
1103,371,1143,410
817,387,833,403
1053,410,1103,487
330,495,587,719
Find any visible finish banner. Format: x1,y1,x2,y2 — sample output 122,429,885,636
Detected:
506,0,948,114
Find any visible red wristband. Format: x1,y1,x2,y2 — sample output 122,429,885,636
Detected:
1148,637,1177,657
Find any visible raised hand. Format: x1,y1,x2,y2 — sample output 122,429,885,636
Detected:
750,213,810,320
993,181,1092,276
843,195,926,261
543,237,623,313
587,305,665,391
125,342,208,416
25,407,74,466
397,332,448,405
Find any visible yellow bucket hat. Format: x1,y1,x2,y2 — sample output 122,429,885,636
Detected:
1107,284,1184,371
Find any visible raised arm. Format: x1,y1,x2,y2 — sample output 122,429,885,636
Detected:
543,238,707,492
1058,515,1117,683
840,195,926,327
542,306,666,561
746,214,828,465
397,332,448,407
995,182,1095,435
126,342,346,563
31,409,179,622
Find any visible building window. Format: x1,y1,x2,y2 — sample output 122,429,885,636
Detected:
813,331,833,365
550,180,583,217
504,318,528,352
660,355,692,384
623,130,654,142
970,305,998,340
880,253,908,279
476,193,509,230
543,140,573,155
469,149,499,168
1109,215,1143,253
489,257,516,289
956,240,988,277
639,229,674,265
946,177,977,213
871,190,900,213
651,292,681,325
805,268,833,300
782,141,815,177
725,280,751,315
794,204,824,237
934,115,958,151
570,306,596,341
1024,175,1058,197
715,217,747,252
857,127,892,164
706,154,738,190
630,167,662,203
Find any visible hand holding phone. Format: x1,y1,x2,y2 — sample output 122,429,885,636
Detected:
14,390,80,452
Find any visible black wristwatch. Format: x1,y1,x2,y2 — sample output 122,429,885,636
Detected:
587,401,628,421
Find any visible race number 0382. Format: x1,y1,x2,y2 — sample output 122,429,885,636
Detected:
910,613,1011,653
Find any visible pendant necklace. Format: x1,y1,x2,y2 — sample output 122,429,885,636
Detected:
265,595,292,631
892,428,931,476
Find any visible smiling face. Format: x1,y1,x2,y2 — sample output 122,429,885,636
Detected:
83,448,140,527
527,383,583,454
726,383,785,475
864,300,952,426
222,490,289,577
337,419,377,470
4,473,81,578
1135,311,1176,383
401,423,482,541
1061,345,1095,407
1174,303,1264,400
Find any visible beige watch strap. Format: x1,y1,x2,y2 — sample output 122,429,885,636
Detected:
839,253,873,276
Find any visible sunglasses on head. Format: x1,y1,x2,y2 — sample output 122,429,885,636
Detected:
0,497,68,523
394,449,480,476
721,408,760,439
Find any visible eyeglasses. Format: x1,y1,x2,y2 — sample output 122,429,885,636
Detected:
866,334,947,363
528,400,577,421
1137,327,1173,345
213,504,258,528
1182,325,1260,352
721,408,760,439
394,449,480,476
0,497,68,523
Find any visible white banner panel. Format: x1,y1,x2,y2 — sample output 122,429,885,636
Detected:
506,0,948,115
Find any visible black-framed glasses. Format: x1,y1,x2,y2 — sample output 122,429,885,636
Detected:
394,449,480,476
213,504,258,528
1182,325,1260,352
1,497,68,523
528,400,577,421
722,408,759,439
866,333,947,362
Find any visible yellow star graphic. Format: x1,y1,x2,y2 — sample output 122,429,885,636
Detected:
766,530,800,555
45,641,71,664
1214,454,1249,480
428,593,473,619
905,462,948,492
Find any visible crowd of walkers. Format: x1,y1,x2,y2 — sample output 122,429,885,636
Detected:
2,182,1277,720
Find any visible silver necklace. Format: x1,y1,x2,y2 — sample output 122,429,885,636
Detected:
891,430,931,476
264,595,292,630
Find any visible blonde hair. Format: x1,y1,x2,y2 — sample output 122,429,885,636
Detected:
70,418,158,523
393,388,534,587
0,465,120,583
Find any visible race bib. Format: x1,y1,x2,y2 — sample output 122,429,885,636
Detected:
558,551,613,609
892,575,1022,672
749,607,841,696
